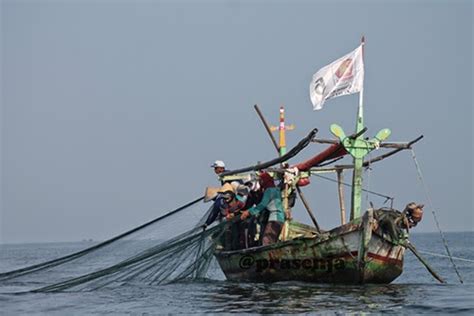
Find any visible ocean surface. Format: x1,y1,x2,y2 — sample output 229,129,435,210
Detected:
1,232,473,315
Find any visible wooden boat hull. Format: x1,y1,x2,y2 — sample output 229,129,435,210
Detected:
214,211,405,284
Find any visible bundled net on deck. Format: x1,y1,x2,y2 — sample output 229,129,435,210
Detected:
0,196,226,293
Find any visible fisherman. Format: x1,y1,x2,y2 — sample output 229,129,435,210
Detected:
240,172,285,246
202,160,244,230
210,160,227,184
210,160,245,186
243,179,263,209
202,184,229,230
241,179,263,248
233,183,255,249
201,160,230,231
202,183,245,247
203,183,245,250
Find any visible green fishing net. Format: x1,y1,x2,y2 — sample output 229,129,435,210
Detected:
0,130,321,293
0,196,226,293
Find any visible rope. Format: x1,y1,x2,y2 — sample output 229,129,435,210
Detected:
418,250,474,263
410,149,464,284
314,173,393,204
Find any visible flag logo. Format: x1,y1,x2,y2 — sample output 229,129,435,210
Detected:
309,44,364,110
313,77,326,96
335,59,354,79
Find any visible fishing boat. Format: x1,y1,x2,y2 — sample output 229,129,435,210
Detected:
209,39,438,284
211,108,425,284
0,39,453,294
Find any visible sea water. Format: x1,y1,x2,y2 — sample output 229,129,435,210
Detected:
0,232,473,314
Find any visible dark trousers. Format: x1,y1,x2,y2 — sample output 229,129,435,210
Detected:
262,221,283,246
239,217,258,249
223,222,243,251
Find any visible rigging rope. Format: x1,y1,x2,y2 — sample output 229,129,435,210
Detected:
313,173,393,205
410,149,464,284
418,250,474,264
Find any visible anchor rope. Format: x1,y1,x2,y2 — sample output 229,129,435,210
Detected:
410,149,464,284
418,250,474,264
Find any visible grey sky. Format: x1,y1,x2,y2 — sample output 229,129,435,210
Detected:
1,0,472,243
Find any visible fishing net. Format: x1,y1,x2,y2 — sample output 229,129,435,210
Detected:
0,129,319,294
0,196,227,293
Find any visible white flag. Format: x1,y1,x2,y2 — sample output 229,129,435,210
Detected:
309,45,364,110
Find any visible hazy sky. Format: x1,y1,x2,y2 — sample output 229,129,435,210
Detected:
1,0,472,243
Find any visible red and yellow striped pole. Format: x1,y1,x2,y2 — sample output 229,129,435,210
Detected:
279,107,287,156
271,106,295,157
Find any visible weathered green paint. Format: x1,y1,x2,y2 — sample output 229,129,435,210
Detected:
330,120,391,220
214,213,406,284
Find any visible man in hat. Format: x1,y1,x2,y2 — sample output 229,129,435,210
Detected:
203,183,245,250
201,160,229,231
202,183,243,226
211,160,226,174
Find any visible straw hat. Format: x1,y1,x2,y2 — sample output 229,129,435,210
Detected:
204,186,221,202
218,183,235,194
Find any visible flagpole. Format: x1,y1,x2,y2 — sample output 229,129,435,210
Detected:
350,36,366,220
357,35,365,132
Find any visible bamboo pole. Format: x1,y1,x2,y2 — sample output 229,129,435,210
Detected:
312,135,423,149
254,104,279,152
405,241,446,284
307,135,424,172
296,186,320,231
336,169,346,225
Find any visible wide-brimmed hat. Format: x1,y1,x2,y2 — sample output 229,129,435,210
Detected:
218,183,235,194
204,186,221,202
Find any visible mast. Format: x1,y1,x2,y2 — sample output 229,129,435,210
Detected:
329,37,391,220
350,36,366,220
271,106,295,157
253,105,320,231
271,106,295,238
